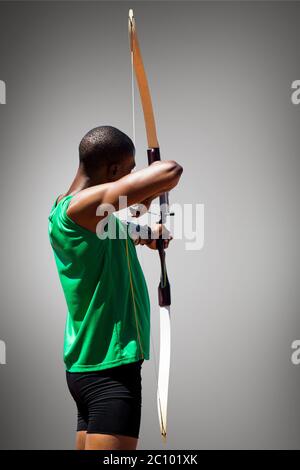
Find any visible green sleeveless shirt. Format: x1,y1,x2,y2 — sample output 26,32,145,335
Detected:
48,195,150,372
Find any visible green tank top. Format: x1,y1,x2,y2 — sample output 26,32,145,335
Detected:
48,195,150,372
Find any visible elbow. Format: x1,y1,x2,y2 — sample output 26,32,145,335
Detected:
165,160,183,188
174,161,183,178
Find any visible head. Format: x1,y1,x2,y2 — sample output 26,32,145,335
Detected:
79,126,135,184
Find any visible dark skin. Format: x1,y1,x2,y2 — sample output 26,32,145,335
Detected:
60,155,182,246
59,154,183,450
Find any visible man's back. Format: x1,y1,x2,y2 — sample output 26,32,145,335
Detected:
48,193,150,372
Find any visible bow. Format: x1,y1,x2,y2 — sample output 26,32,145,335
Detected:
128,9,171,441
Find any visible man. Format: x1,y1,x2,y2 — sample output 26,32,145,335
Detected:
48,126,183,450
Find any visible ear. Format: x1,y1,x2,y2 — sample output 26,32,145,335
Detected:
107,164,119,181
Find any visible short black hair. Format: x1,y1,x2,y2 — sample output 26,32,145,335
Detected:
79,126,135,173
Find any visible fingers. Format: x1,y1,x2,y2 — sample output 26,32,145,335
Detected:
135,223,173,250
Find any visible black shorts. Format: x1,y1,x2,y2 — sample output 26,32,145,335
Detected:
66,360,143,439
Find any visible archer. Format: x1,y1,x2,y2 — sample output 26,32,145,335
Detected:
48,125,182,450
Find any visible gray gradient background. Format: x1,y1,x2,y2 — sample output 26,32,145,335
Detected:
0,0,299,450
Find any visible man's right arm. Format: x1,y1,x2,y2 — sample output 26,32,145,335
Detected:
67,160,183,233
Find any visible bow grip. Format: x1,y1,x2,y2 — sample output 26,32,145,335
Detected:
147,147,161,164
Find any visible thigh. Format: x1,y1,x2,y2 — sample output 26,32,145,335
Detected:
67,361,143,440
87,395,142,438
85,433,138,450
86,363,143,438
76,431,87,450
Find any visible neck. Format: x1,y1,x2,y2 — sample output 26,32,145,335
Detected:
65,166,97,195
